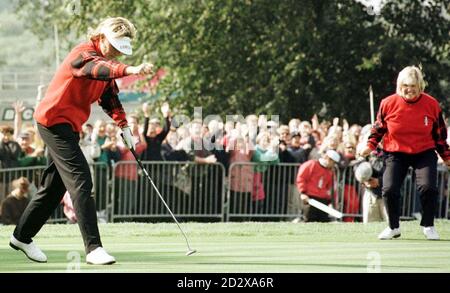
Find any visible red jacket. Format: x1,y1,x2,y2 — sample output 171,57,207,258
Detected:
296,160,334,200
34,40,129,132
367,93,450,160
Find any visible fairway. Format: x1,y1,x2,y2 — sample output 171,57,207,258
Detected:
0,221,449,273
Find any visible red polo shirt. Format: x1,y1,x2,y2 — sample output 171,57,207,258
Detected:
34,40,129,132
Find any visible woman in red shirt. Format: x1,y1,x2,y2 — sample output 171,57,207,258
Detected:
360,66,450,240
10,17,154,265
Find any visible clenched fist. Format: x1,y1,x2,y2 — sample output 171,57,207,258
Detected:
126,62,154,76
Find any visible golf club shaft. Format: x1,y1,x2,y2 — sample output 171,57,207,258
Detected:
127,146,194,252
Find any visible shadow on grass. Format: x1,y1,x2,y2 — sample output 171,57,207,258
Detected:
0,249,440,272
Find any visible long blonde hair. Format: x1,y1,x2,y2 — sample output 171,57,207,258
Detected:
87,17,136,41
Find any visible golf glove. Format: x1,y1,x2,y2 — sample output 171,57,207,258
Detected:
121,126,136,150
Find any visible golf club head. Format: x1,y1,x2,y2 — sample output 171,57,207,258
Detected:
186,249,197,256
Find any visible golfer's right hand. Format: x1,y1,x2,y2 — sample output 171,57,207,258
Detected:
121,127,136,150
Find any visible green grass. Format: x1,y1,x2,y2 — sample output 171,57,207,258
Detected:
1,220,449,273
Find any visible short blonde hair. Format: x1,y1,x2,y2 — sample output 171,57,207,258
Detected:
88,17,136,41
396,66,426,95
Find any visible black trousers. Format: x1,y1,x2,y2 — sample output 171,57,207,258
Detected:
383,149,438,229
14,123,102,253
302,196,331,223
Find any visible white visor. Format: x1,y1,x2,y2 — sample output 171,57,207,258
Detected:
326,149,340,163
101,27,132,55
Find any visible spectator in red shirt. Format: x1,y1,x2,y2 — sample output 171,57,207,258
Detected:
296,149,340,222
360,66,450,240
10,17,154,265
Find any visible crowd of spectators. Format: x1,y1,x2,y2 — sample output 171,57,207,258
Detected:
1,100,448,224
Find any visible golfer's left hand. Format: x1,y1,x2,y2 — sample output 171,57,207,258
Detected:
121,127,136,150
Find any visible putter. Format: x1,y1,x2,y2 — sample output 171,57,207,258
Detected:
308,198,343,219
123,135,197,256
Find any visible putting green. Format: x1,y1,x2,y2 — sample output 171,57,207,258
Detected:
0,221,449,273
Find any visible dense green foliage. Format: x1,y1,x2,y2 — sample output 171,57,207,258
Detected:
14,0,450,123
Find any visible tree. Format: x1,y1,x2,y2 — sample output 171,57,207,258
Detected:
14,0,450,124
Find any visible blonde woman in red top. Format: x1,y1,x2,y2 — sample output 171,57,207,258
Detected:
10,17,154,265
360,66,450,240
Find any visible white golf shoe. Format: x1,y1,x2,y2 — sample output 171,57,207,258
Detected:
378,227,401,240
86,247,116,265
423,226,440,240
9,235,47,263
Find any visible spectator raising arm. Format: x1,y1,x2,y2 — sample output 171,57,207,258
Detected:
12,101,26,141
